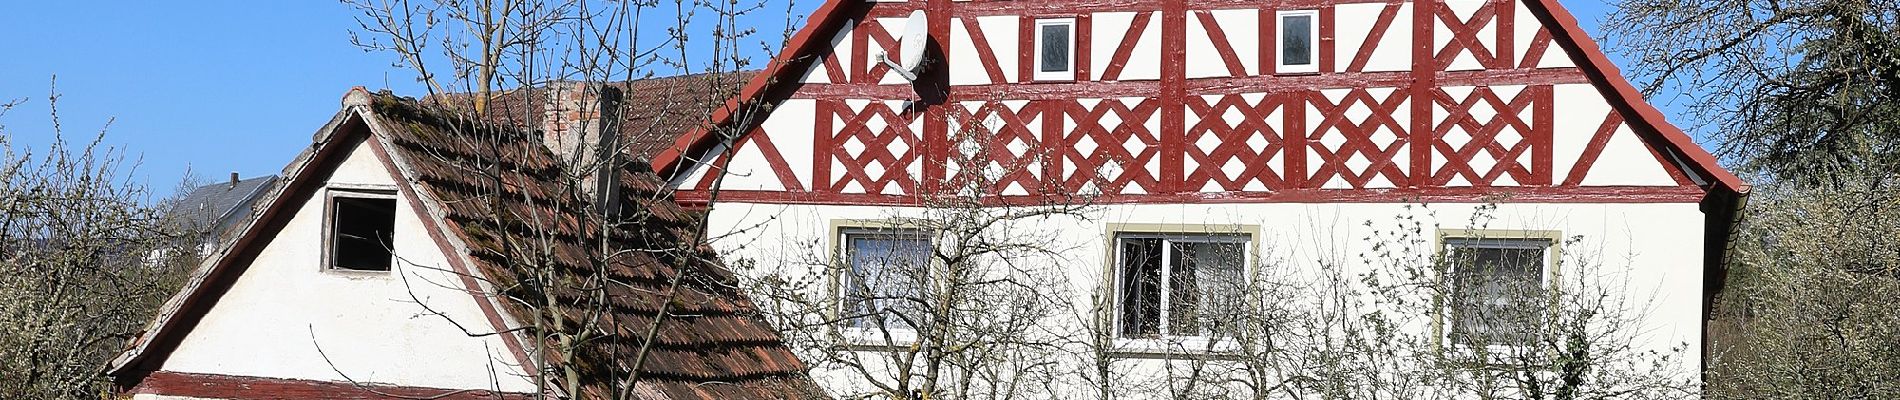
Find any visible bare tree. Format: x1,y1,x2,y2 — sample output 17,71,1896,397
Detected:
345,0,799,398
731,108,1104,400
0,86,197,399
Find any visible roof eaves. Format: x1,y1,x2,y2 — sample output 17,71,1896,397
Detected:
1523,0,1749,196
650,0,856,175
107,105,365,377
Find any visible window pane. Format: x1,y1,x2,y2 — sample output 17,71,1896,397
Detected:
332,196,396,271
1169,241,1245,336
1447,239,1547,346
844,232,931,330
1040,23,1071,73
1119,238,1164,337
1281,15,1313,66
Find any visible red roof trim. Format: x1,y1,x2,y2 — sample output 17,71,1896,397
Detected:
128,371,535,400
654,0,1748,196
650,0,857,174
1520,0,1748,194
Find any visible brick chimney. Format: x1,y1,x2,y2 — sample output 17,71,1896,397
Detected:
541,82,625,216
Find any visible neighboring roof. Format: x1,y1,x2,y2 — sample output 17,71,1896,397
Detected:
472,72,757,161
650,0,1748,198
166,175,278,240
111,89,825,400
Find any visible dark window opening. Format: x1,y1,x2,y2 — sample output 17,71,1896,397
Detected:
841,229,932,330
1038,22,1072,74
1281,13,1314,67
1445,237,1550,347
331,195,397,271
1117,234,1247,338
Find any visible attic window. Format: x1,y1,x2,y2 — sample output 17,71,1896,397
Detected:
1034,18,1076,81
326,189,397,272
1276,10,1319,74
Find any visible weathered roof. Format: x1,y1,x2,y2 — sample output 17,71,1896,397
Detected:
471,72,757,161
109,88,823,400
368,92,822,399
165,175,278,241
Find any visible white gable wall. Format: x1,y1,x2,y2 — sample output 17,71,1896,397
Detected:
153,135,537,393
705,200,1706,398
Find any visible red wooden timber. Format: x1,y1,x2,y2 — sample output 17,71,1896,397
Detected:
1192,10,1250,77
656,0,1747,204
1433,0,1500,68
1521,0,1747,193
1159,0,1187,193
1428,85,1548,187
676,185,1708,206
1307,87,1411,189
1407,0,1435,187
1562,109,1624,186
957,16,1010,84
1098,11,1154,81
1050,98,1163,194
791,68,1589,99
129,371,535,400
692,126,805,191
1517,28,1554,69
1346,1,1404,72
859,0,1403,19
1184,93,1289,191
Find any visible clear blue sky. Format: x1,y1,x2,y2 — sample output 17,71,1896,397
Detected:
0,0,1623,198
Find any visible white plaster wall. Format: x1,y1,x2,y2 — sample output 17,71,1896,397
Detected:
1091,11,1161,81
1333,2,1413,72
704,200,1706,398
159,137,537,393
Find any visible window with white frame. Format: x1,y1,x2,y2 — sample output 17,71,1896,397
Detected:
1034,18,1076,81
1276,10,1319,74
325,189,397,272
1115,233,1248,339
1442,237,1553,348
840,228,933,331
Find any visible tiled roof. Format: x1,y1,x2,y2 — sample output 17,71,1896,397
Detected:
166,175,278,241
367,92,823,399
472,71,757,161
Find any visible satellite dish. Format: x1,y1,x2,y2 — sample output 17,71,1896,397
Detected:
880,10,929,82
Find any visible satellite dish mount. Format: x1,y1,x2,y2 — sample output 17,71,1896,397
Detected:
878,10,930,82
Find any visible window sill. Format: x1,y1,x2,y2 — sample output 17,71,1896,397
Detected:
837,326,919,351
1109,337,1242,359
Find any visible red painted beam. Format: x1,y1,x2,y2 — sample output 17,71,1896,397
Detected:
127,371,536,400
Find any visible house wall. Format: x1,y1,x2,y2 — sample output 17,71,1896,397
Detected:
148,136,537,395
673,0,1714,396
676,0,1698,201
703,200,1706,397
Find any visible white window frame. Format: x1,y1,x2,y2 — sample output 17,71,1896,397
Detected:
835,226,934,344
321,185,399,274
1033,18,1078,81
1275,9,1321,74
1110,232,1252,352
1438,232,1561,356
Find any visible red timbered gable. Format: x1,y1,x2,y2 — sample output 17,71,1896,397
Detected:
659,0,1745,205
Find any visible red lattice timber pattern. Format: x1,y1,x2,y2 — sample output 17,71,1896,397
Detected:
676,0,1704,206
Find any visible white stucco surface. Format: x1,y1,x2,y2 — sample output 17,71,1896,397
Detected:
157,137,537,393
704,200,1707,397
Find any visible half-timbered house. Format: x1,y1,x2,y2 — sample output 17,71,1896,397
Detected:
650,0,1747,396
